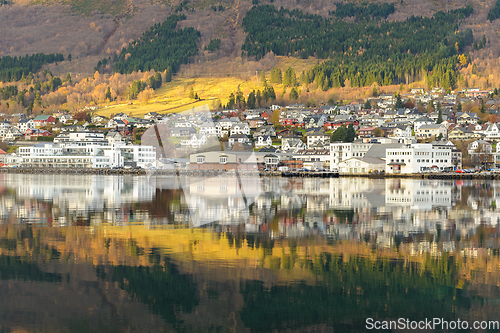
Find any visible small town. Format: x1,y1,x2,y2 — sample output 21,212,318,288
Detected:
0,87,499,174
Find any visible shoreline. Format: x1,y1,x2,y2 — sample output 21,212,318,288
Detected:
0,167,499,180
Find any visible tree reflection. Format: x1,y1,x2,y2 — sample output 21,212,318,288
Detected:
100,258,198,327
240,254,466,331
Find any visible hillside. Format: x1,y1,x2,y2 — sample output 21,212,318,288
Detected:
0,0,494,75
1,0,500,111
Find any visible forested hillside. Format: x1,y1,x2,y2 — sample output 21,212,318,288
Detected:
1,0,500,111
0,53,64,82
111,14,200,75
242,5,473,91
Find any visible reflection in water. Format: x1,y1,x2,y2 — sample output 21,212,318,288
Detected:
0,175,499,331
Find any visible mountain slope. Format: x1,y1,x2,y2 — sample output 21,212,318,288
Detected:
0,0,499,89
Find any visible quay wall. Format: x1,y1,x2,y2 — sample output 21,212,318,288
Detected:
0,167,499,180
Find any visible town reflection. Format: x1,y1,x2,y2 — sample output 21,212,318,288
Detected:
0,174,499,247
1,174,500,331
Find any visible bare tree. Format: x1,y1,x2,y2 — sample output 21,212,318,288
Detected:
472,142,493,169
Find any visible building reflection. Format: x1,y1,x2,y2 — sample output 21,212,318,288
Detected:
1,174,500,253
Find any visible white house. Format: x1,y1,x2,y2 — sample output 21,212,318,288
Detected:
228,134,250,147
413,117,435,131
59,114,74,124
4,127,23,141
484,123,500,139
282,138,305,153
106,131,125,145
415,124,447,140
181,133,208,148
230,122,250,136
16,119,36,134
198,121,220,137
306,130,329,149
390,125,413,138
468,139,492,155
254,135,272,148
112,113,129,121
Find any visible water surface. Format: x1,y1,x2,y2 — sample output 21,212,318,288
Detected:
0,174,499,332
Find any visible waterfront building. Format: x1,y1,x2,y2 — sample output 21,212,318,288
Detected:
338,156,385,174
292,149,330,170
431,140,462,169
330,142,352,170
14,142,156,168
386,143,452,174
189,151,263,170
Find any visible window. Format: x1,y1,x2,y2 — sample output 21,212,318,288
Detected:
219,156,227,164
197,156,205,164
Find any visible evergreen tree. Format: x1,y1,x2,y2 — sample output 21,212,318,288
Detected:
259,70,267,86
105,86,112,101
364,100,371,109
34,92,42,106
283,67,297,87
393,94,404,110
228,93,235,108
289,87,299,100
436,102,443,124
270,67,282,84
263,86,276,101
247,90,256,109
480,99,486,114
256,90,262,106
345,123,356,142
330,125,347,142
165,66,172,82
154,72,162,88
236,91,246,108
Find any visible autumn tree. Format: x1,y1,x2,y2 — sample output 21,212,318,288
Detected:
271,109,280,125
373,127,384,137
74,111,90,122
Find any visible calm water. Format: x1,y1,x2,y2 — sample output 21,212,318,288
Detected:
0,173,500,332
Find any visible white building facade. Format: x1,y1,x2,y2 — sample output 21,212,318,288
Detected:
386,143,452,174
15,142,156,169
